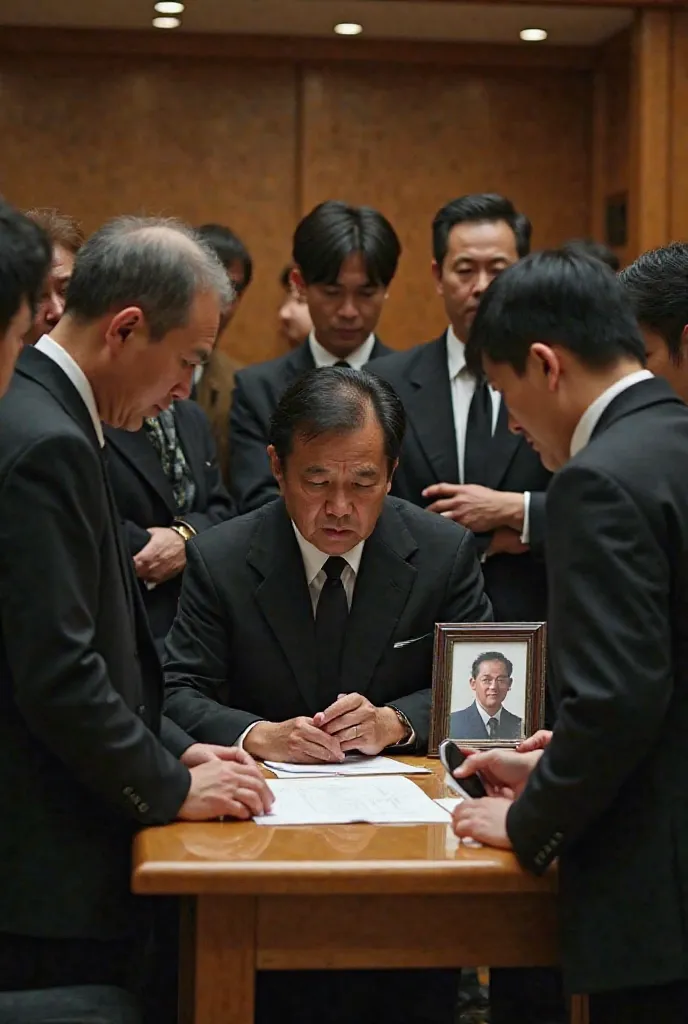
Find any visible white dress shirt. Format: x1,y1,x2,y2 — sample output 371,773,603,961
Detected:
309,332,376,370
35,335,105,447
570,370,654,457
475,701,502,727
446,327,531,544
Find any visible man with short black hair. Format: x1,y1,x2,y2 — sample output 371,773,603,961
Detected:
0,199,51,393
230,201,396,513
619,241,688,402
453,249,688,1024
450,651,522,740
0,216,273,1010
165,364,491,1024
373,193,551,622
562,238,620,272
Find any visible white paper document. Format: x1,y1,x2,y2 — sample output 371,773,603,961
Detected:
435,797,464,815
255,775,451,826
264,754,431,780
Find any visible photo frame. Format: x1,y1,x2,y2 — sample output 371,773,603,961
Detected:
428,622,547,756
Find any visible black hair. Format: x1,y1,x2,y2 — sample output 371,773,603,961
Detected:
293,201,401,288
619,242,688,360
471,652,513,679
563,238,620,273
432,193,531,267
269,366,405,471
195,223,253,292
466,249,645,376
0,198,52,332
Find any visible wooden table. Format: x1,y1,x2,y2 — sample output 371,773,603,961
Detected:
133,757,587,1024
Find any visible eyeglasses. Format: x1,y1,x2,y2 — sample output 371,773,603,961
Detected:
476,675,512,685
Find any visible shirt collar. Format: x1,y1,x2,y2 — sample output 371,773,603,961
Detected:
446,325,467,380
570,370,654,458
34,334,105,447
292,522,365,585
308,332,376,371
475,700,501,725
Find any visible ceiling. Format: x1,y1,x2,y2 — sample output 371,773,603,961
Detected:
0,0,633,46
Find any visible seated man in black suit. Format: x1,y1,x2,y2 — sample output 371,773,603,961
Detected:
372,194,551,623
105,399,236,652
450,651,522,741
165,366,491,1023
229,200,397,513
452,249,688,1024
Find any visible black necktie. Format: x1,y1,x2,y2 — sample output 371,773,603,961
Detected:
487,717,498,739
463,378,493,485
335,360,350,368
315,556,349,705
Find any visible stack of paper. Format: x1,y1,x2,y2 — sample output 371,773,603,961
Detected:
256,775,450,826
264,755,431,779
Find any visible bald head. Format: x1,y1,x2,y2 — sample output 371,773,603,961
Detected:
64,216,233,340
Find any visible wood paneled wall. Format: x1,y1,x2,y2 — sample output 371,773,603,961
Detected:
0,32,593,363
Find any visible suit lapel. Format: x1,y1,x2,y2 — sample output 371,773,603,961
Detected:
174,403,204,504
406,335,459,485
484,398,522,490
340,502,417,696
248,502,320,712
470,702,489,739
284,342,316,385
105,425,176,513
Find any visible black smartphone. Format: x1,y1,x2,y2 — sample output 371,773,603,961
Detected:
439,739,487,800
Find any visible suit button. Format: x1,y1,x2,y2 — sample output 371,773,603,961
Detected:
137,704,147,716
139,802,150,814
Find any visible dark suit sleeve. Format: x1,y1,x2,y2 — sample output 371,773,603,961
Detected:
122,519,152,557
229,373,280,514
180,406,236,534
163,541,262,744
0,436,191,825
389,529,493,749
159,714,195,758
527,491,547,557
507,465,672,873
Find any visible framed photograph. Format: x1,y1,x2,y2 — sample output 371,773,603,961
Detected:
428,622,547,756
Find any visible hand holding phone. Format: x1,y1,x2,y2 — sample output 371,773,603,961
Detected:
439,739,487,800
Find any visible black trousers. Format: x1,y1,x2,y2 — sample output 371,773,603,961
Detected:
0,934,136,993
489,966,567,1024
589,979,688,1024
0,986,141,1024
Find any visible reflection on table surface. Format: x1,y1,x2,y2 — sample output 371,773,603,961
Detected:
132,757,557,894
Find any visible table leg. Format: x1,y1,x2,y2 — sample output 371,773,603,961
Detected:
182,895,257,1024
571,994,590,1024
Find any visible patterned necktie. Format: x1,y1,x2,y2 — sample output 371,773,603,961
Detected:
487,717,498,739
143,407,196,515
464,378,493,485
315,556,349,706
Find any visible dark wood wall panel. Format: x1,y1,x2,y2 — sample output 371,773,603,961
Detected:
0,55,298,364
301,63,592,348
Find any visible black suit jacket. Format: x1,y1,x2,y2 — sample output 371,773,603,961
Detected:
506,378,688,993
0,347,192,941
449,701,522,741
164,496,492,751
372,334,551,621
229,336,392,514
104,401,235,643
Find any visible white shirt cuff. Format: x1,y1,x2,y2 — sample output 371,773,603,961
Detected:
236,721,263,751
520,492,531,545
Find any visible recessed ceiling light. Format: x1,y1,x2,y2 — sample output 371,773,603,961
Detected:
154,1,184,13
153,15,181,28
520,28,548,42
334,23,363,36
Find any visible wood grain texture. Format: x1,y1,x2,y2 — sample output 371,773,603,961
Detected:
670,12,688,239
0,53,297,365
629,10,672,257
190,896,256,1024
301,63,592,348
591,30,631,264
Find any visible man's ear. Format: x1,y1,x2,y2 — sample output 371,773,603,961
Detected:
103,307,144,355
267,445,284,492
680,325,688,363
386,458,399,493
290,267,307,299
431,260,443,295
529,342,561,391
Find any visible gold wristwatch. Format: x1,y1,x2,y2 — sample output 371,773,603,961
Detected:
170,519,197,543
